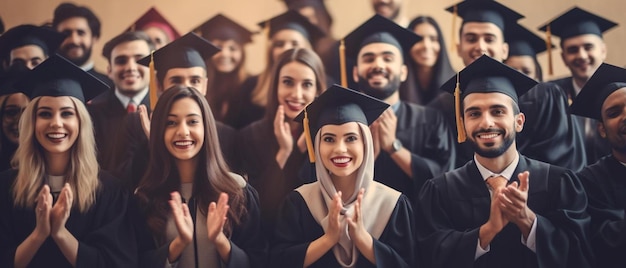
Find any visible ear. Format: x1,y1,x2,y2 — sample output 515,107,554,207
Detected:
501,42,509,61
597,121,607,139
515,112,525,133
352,65,359,82
600,41,608,61
400,64,408,82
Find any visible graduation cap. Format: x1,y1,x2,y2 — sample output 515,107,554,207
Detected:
295,84,390,162
0,24,65,61
570,63,626,121
440,54,538,142
14,54,108,103
257,10,325,45
125,7,181,41
507,23,552,57
339,14,421,86
282,0,326,9
0,61,30,96
192,13,254,45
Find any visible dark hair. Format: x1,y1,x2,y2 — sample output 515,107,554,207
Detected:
52,2,101,38
402,16,456,105
264,47,326,122
136,86,246,243
102,31,155,62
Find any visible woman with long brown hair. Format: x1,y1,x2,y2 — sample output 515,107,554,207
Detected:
134,86,266,267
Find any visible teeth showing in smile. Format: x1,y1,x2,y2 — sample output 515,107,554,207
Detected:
174,141,193,146
47,133,66,139
478,133,499,139
332,157,350,164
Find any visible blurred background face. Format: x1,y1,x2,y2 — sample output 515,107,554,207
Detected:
107,40,151,96
371,0,402,20
2,93,29,144
457,22,508,66
410,22,440,68
56,17,95,66
210,39,244,73
560,34,607,83
9,45,46,70
142,26,170,50
162,67,208,95
271,29,310,62
276,61,317,120
505,55,538,81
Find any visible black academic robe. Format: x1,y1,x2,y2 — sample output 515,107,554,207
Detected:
238,118,308,236
577,155,626,268
87,89,150,171
232,76,265,129
270,191,415,267
132,184,268,268
375,101,455,202
416,154,593,268
429,82,587,171
550,77,611,165
86,68,114,90
110,112,241,191
0,170,136,267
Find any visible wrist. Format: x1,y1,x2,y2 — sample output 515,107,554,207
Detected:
387,139,402,154
50,227,69,241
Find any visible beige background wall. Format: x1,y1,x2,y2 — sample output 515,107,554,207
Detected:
1,0,623,81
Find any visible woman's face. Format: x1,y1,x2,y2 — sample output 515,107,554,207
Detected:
505,55,538,81
271,29,311,62
276,61,317,120
319,122,364,180
410,22,440,68
35,96,79,158
210,39,244,73
2,93,29,144
164,97,205,163
142,26,171,50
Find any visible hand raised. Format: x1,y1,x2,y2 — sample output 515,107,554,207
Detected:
169,192,194,244
35,185,53,238
499,171,536,233
139,104,151,139
324,191,343,245
50,183,73,237
207,193,229,243
274,105,294,152
346,188,370,246
377,108,397,153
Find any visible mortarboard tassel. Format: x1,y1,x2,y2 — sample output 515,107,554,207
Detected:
546,24,553,76
339,39,347,87
451,4,458,52
149,50,158,111
303,108,316,163
454,73,466,143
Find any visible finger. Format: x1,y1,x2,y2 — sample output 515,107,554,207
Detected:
181,201,191,217
64,183,73,206
518,171,530,192
274,105,284,126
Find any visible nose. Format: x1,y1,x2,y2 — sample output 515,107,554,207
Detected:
335,140,347,153
50,113,63,128
576,47,589,59
479,114,495,129
177,123,190,137
293,85,304,99
476,39,488,54
374,56,385,68
69,32,80,44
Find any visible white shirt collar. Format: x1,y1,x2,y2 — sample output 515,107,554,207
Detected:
114,87,149,108
475,153,520,182
572,78,584,97
80,61,95,71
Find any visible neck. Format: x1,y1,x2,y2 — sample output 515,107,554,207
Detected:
383,91,400,106
572,77,587,96
474,143,518,174
613,150,626,164
331,173,357,203
44,151,70,176
176,157,198,184
416,66,434,90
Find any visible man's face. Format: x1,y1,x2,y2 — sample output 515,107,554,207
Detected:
161,67,208,95
56,17,96,66
9,45,47,70
352,42,407,100
560,34,606,83
463,92,524,158
371,0,402,20
457,22,509,66
107,40,151,97
598,87,626,157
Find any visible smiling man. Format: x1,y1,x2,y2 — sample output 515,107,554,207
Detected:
416,55,593,268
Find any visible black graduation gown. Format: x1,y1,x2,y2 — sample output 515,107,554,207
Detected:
231,75,265,129
550,77,611,165
577,155,626,268
416,155,593,268
0,170,136,267
429,82,587,172
271,191,416,267
375,101,455,202
238,118,309,235
111,112,241,190
87,89,150,171
132,184,268,268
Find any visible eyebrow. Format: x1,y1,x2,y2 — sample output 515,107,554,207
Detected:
167,113,201,117
360,51,396,58
321,131,359,136
36,106,75,111
464,104,508,113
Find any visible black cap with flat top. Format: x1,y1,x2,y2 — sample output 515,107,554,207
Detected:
193,13,254,45
0,25,65,60
343,14,421,59
137,32,220,72
538,6,618,40
295,84,389,162
507,23,553,57
125,7,180,40
445,0,524,32
570,63,626,121
0,62,30,96
14,54,108,103
258,10,325,45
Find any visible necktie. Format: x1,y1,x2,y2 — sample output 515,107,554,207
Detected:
486,175,508,193
127,101,137,113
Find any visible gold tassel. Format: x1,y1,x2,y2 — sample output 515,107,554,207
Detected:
454,73,466,143
451,4,458,52
339,39,347,87
149,50,158,111
546,24,553,76
303,109,315,163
